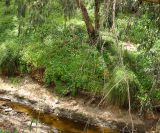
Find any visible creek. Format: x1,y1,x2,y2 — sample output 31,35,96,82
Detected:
0,98,119,133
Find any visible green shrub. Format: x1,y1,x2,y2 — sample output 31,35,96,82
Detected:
44,45,105,95
21,24,107,95
0,41,22,75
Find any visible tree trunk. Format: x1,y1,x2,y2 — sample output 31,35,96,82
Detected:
112,0,116,30
103,0,111,29
76,0,96,44
94,0,100,36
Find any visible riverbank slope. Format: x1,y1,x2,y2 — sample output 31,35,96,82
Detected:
0,76,156,132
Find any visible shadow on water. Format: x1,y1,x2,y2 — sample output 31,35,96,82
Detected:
0,98,119,133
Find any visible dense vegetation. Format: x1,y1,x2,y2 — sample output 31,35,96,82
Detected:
0,0,159,113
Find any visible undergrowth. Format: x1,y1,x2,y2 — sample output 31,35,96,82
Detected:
0,0,159,109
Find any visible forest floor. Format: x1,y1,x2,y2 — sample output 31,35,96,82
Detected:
0,76,159,133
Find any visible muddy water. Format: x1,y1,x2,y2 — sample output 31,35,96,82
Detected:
0,98,119,133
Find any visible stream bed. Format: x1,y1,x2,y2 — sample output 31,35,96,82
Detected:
0,98,119,133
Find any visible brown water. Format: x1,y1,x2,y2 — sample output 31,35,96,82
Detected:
0,98,119,133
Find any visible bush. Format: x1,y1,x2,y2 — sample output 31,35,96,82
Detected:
44,44,105,95
22,41,106,95
22,25,106,95
0,41,22,75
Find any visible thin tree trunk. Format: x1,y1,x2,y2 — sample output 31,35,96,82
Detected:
94,0,100,36
76,0,96,44
103,0,111,29
112,0,116,30
105,0,111,21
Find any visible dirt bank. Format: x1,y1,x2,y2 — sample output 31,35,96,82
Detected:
0,76,149,132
